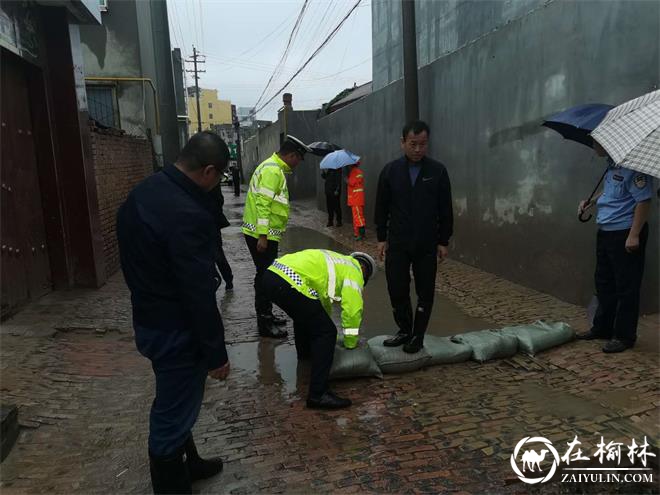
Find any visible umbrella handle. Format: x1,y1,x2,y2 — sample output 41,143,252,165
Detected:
578,211,592,222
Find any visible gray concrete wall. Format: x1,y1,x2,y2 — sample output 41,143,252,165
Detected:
324,0,659,313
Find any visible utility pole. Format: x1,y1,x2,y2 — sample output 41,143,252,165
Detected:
401,0,419,122
185,46,206,133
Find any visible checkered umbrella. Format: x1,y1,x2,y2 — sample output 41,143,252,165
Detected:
591,89,660,179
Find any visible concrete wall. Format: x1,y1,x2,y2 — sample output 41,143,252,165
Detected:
242,108,321,201
323,0,659,313
79,0,179,165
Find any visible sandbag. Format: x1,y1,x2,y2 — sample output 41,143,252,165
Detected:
423,335,473,365
450,329,518,363
500,321,575,356
330,340,382,379
367,335,432,374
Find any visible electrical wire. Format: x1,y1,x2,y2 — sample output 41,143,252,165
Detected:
253,0,310,110
252,0,362,117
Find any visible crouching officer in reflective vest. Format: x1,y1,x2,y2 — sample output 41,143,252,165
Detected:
242,135,311,338
261,250,376,409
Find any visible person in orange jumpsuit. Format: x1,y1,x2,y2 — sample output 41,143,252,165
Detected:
347,162,366,240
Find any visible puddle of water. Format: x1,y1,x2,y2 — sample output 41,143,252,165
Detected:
520,383,609,419
227,340,307,398
281,226,493,339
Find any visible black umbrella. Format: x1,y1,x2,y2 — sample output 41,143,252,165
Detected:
543,103,614,222
308,141,342,157
543,103,613,147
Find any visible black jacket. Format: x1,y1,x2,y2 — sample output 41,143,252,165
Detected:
375,156,453,252
322,169,342,196
117,165,227,369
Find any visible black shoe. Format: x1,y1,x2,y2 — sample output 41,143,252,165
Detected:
306,391,352,410
225,280,234,291
602,339,633,353
576,329,610,340
336,221,343,227
185,436,223,482
149,449,192,494
258,322,288,338
403,335,424,353
268,314,287,326
327,221,333,227
383,332,411,347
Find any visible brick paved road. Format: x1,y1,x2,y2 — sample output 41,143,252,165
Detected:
1,191,657,494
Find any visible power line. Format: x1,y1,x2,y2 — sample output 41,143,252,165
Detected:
253,0,362,118
253,0,310,110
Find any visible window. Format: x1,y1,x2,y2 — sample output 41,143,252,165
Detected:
86,85,119,128
208,102,213,109
209,113,213,120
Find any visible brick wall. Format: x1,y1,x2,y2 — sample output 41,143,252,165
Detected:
90,129,153,277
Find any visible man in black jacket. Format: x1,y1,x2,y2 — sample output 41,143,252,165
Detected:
375,121,453,354
322,168,342,227
117,132,231,494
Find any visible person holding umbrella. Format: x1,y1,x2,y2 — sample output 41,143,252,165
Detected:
576,91,657,353
321,169,342,227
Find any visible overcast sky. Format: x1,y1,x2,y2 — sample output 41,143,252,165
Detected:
167,0,372,122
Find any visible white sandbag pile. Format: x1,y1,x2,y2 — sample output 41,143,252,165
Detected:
329,321,574,378
500,320,575,356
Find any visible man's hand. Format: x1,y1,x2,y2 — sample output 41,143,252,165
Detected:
377,241,387,262
437,245,449,263
208,361,230,380
578,199,594,216
256,235,268,253
625,234,640,253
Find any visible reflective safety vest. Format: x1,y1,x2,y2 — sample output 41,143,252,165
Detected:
347,166,365,206
242,153,291,242
268,249,365,348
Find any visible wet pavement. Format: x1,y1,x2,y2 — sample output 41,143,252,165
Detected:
0,188,658,494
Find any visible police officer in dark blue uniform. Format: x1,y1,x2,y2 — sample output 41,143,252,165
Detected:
577,141,653,353
117,132,231,493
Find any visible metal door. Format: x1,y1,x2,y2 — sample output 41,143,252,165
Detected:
1,51,52,318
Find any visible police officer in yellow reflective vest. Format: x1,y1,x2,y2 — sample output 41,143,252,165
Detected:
243,135,311,338
261,249,376,410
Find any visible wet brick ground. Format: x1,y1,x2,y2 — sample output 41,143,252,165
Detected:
0,191,658,494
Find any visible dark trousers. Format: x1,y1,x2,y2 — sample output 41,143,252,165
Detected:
244,234,279,317
149,354,207,457
261,270,337,399
385,248,437,336
593,224,648,343
325,193,342,225
216,242,233,286
232,168,240,197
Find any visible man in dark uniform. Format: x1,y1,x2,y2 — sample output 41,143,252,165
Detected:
321,168,342,227
577,141,653,353
375,121,453,354
231,163,241,197
117,132,231,494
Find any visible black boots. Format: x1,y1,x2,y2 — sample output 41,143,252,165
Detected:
149,448,191,494
258,316,288,338
185,436,223,482
149,437,224,494
383,304,413,347
306,391,352,410
403,304,431,354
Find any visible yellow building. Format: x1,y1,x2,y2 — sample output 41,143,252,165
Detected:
187,88,232,132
